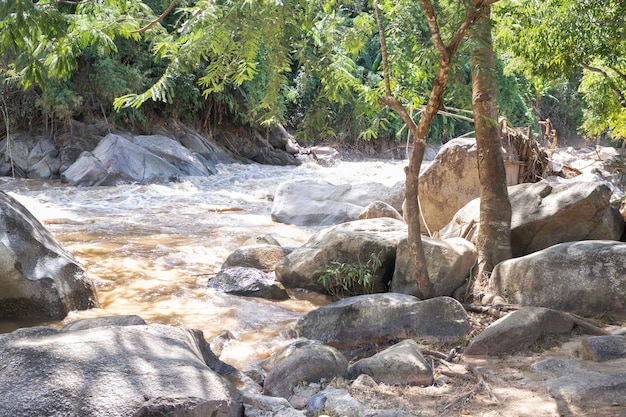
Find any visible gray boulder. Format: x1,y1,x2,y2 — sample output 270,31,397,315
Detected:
358,201,404,221
208,267,289,300
391,236,477,298
63,315,146,331
275,218,407,295
347,339,433,386
132,134,216,176
243,392,306,417
271,179,404,226
62,133,185,186
532,358,626,410
465,307,574,355
0,324,243,417
0,191,98,320
296,294,471,348
417,138,481,233
262,340,348,399
223,244,293,271
489,241,626,317
581,336,626,362
440,181,624,257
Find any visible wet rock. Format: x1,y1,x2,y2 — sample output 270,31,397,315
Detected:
0,324,243,417
62,133,185,186
581,336,626,362
63,315,146,331
208,267,289,300
0,191,98,320
296,294,470,349
532,358,626,409
275,218,406,295
465,307,574,355
488,241,626,317
242,235,282,247
391,236,477,298
223,244,293,271
347,339,434,386
440,181,624,257
358,201,404,221
271,179,404,227
310,146,341,166
132,134,216,177
262,340,348,399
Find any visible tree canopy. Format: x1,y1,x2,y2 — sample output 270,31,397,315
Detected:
0,0,623,144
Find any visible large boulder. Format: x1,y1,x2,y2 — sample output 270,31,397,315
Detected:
262,340,348,399
132,134,217,176
0,324,243,417
488,241,626,317
417,138,481,233
295,294,471,349
440,181,624,257
223,244,293,271
465,307,574,355
0,191,98,320
275,218,407,295
62,134,185,186
271,179,405,226
346,339,434,386
391,236,477,298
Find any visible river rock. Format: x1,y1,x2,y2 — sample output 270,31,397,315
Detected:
488,241,626,317
347,339,433,386
223,244,293,271
391,236,477,298
243,392,307,417
0,191,98,320
581,336,626,362
62,133,185,186
275,218,406,295
417,138,481,233
465,307,574,355
296,294,470,348
0,324,243,417
208,267,289,300
440,181,624,257
358,201,404,221
63,314,146,331
262,340,348,399
132,134,216,176
532,358,626,410
0,133,32,177
271,179,404,226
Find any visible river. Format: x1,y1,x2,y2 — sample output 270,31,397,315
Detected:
1,159,407,370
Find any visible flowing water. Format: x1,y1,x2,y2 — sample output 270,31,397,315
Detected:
1,159,406,369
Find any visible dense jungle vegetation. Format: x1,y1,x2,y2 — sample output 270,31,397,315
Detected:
0,0,624,147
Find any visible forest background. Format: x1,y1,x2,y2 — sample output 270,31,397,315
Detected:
0,0,624,150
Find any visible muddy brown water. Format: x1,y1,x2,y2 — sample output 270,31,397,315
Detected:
1,160,406,369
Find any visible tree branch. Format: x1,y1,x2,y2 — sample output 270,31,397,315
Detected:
582,63,626,108
130,0,178,34
420,0,448,61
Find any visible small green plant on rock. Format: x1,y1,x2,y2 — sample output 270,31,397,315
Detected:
318,251,384,298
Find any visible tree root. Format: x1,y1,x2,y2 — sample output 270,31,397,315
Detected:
440,364,498,412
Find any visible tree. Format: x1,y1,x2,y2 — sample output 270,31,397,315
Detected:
469,2,511,294
495,0,626,141
374,0,499,298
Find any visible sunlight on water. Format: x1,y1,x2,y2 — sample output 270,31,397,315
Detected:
1,159,407,369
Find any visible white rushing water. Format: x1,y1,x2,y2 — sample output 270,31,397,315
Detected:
1,159,407,369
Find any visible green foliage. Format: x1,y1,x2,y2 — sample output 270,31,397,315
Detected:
494,0,626,141
318,251,383,298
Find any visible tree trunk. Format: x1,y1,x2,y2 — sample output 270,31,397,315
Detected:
470,5,512,294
